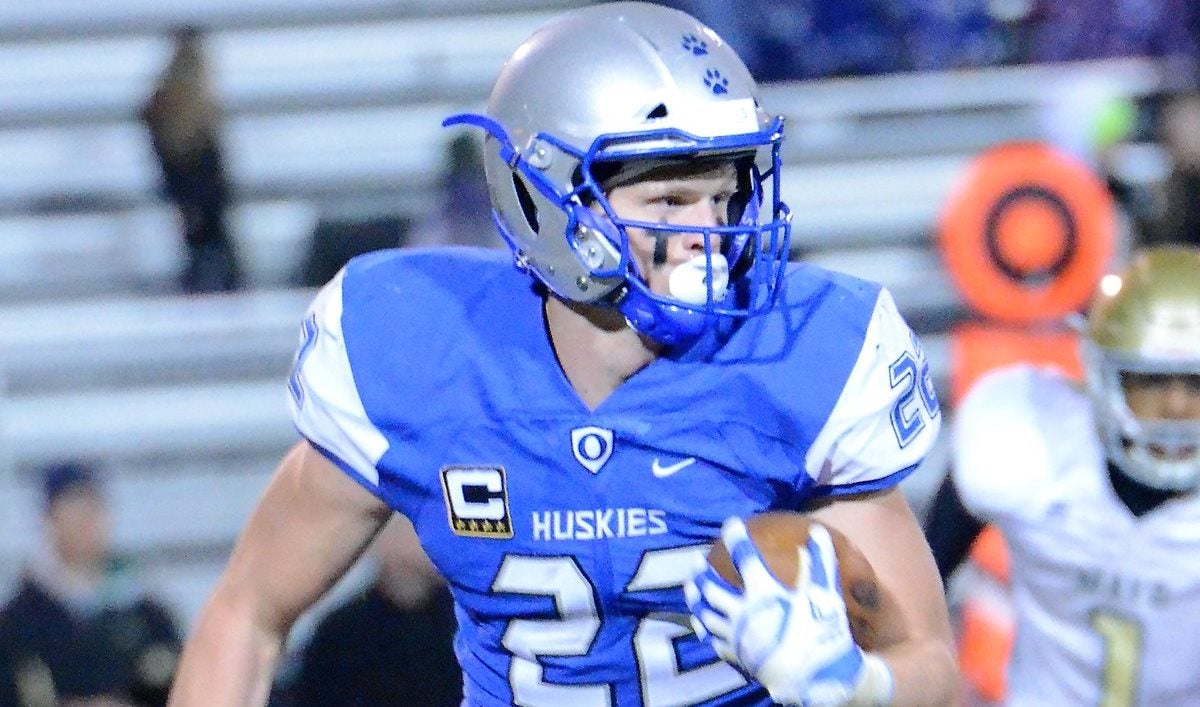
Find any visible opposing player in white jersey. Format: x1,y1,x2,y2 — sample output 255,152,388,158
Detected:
944,246,1200,705
169,4,957,705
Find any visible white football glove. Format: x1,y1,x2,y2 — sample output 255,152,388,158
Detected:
684,518,893,707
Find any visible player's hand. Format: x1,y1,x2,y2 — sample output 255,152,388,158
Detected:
684,518,888,707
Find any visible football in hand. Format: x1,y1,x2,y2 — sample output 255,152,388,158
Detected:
705,511,897,650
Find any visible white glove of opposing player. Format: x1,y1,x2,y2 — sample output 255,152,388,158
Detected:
684,518,891,707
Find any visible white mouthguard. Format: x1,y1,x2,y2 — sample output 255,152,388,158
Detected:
669,253,729,305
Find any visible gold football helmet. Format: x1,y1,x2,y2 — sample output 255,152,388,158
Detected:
1083,245,1200,490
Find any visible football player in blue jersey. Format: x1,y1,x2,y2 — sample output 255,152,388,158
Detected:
169,3,957,706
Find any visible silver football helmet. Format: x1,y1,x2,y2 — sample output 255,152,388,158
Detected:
444,1,791,346
1082,246,1200,490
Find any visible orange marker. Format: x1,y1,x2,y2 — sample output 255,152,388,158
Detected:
938,141,1116,324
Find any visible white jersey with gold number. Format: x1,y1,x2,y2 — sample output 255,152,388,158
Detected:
952,364,1200,707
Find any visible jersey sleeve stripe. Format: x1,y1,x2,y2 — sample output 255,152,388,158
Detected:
807,461,922,499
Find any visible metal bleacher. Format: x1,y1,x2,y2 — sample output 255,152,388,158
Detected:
0,0,1164,636
0,0,591,629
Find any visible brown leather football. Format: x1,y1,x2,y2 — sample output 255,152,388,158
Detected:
705,511,900,650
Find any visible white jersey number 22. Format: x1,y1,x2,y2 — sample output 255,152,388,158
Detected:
492,547,746,706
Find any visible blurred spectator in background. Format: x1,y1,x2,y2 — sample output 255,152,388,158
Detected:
297,214,411,288
656,0,906,81
1024,0,1199,71
0,461,182,706
407,132,496,249
658,0,1013,80
656,0,1200,81
1151,88,1200,246
140,25,244,294
890,0,1011,72
287,514,461,707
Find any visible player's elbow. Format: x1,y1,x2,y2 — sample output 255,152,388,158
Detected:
211,570,300,643
872,630,960,707
912,636,962,706
183,574,293,669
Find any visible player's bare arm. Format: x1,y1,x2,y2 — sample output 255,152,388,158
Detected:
169,441,392,706
809,487,959,706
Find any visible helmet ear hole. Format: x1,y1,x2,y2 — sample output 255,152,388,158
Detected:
512,173,540,234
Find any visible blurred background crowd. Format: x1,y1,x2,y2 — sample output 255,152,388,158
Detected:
1,0,1199,704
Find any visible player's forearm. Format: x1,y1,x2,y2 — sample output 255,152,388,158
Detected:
875,636,960,707
168,592,286,707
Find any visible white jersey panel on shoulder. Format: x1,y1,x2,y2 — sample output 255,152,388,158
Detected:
806,288,940,489
951,364,1097,521
288,270,389,486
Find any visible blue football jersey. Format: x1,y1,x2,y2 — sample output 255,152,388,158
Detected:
288,247,940,706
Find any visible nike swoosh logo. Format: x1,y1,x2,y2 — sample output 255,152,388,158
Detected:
651,457,696,478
